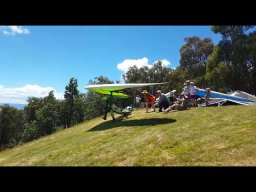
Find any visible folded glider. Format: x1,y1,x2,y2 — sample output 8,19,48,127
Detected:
196,89,256,106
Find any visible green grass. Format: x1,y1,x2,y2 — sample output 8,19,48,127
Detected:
0,105,256,166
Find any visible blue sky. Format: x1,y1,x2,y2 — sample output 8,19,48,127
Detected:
0,26,222,104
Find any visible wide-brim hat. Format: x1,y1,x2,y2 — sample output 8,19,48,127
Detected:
142,90,148,94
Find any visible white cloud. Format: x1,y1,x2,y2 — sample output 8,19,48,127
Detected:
117,57,171,82
117,57,152,73
117,57,171,74
0,84,64,104
0,26,30,36
160,59,171,67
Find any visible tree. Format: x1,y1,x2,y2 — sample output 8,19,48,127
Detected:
84,91,105,120
25,97,44,122
123,61,173,94
123,65,149,83
58,99,69,128
0,106,25,148
64,77,79,128
180,36,214,81
206,46,231,92
153,61,172,92
21,121,39,142
166,66,186,93
93,76,113,84
73,93,87,124
211,25,256,93
36,90,59,135
211,26,253,42
246,31,256,94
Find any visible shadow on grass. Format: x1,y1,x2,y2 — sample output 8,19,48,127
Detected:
88,118,176,131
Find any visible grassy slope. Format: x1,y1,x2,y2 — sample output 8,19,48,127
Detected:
0,106,256,166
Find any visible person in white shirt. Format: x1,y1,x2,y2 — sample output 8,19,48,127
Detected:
189,82,198,107
182,80,191,96
135,95,141,109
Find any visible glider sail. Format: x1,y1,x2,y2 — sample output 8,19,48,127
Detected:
85,83,168,98
92,90,129,98
230,90,256,102
196,88,256,106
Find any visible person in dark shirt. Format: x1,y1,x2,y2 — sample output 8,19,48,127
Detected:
156,90,170,112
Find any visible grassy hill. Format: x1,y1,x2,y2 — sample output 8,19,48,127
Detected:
0,105,256,166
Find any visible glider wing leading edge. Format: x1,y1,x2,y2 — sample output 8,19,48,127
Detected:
85,82,168,98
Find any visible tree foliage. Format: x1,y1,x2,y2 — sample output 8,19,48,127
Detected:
206,46,232,92
211,25,256,93
64,77,79,128
25,97,44,123
123,61,173,94
211,26,253,42
36,91,59,135
180,36,214,83
0,106,25,148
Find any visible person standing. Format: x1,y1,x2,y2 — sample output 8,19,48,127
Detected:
182,80,191,98
190,82,198,107
135,95,141,109
142,90,156,113
205,88,211,107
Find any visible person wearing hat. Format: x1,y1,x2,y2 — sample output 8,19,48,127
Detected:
142,90,156,113
156,90,170,112
182,80,191,97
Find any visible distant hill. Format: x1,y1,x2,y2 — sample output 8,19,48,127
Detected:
0,103,27,110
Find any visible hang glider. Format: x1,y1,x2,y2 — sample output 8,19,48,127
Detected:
159,89,256,106
230,90,256,102
85,82,168,98
196,89,256,106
